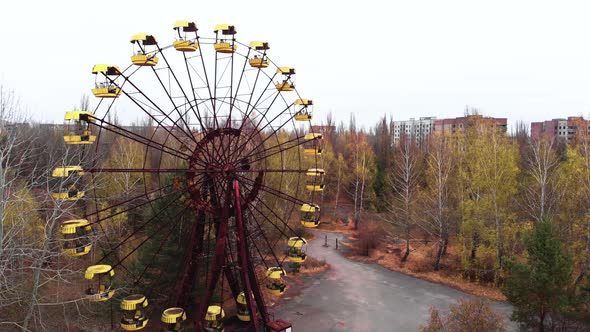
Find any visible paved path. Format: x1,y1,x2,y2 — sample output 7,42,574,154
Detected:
275,230,515,332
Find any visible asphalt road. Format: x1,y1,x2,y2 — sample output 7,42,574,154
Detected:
275,230,515,332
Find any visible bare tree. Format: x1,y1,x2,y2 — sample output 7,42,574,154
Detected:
386,135,422,262
571,118,590,286
345,132,375,229
420,134,453,270
332,153,345,219
522,137,559,223
76,94,91,112
0,87,95,331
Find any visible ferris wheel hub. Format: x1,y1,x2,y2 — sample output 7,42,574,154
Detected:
186,128,264,213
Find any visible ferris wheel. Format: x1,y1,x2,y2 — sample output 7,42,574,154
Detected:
53,21,325,331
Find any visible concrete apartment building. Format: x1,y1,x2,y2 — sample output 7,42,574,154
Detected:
392,115,507,145
392,117,436,145
530,117,590,142
434,115,508,134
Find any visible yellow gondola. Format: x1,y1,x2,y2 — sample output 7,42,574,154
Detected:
92,64,122,98
52,186,85,201
60,219,92,257
173,20,199,52
120,294,149,331
214,24,237,53
85,265,115,302
305,168,325,191
64,111,96,145
204,305,225,331
287,237,307,263
275,67,295,91
52,162,86,201
300,203,321,228
130,33,159,66
161,307,186,331
236,291,253,322
248,41,270,68
52,166,85,177
303,133,323,156
294,99,313,121
266,267,287,295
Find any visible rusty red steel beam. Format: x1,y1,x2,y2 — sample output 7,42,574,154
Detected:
234,180,267,328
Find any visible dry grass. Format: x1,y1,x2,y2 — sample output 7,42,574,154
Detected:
300,256,329,274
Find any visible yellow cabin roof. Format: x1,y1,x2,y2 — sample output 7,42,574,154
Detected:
214,23,236,34
64,110,93,121
301,203,320,213
60,219,90,234
92,64,121,75
306,168,325,176
52,166,84,177
266,267,287,279
236,291,250,304
288,237,307,248
85,264,114,279
205,305,224,320
173,20,197,31
249,40,269,50
121,294,148,310
304,133,322,140
161,307,186,324
130,33,157,45
295,99,313,106
277,67,295,75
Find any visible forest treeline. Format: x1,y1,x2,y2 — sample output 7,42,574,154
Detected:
1,81,589,330
319,111,590,328
320,113,580,278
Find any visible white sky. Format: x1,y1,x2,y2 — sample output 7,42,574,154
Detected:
1,0,590,130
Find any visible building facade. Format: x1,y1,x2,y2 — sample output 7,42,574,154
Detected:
392,115,507,146
434,115,507,134
531,117,590,142
392,117,436,146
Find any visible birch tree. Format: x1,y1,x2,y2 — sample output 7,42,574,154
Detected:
387,135,422,262
421,133,454,270
522,137,559,223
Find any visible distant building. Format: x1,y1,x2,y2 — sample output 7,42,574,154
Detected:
531,116,590,142
392,117,436,146
392,115,507,146
434,115,507,134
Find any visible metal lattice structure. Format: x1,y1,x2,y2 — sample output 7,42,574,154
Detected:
54,21,325,331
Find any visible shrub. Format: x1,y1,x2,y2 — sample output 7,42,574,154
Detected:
420,298,507,332
355,220,382,256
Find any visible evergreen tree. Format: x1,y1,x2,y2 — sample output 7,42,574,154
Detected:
501,220,572,331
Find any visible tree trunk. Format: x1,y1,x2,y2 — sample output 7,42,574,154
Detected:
358,155,366,229
23,209,60,330
333,166,341,219
539,309,546,332
573,249,589,287
402,228,410,262
470,232,478,260
433,239,443,270
0,158,4,253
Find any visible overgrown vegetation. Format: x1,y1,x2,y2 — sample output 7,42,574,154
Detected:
4,80,590,330
319,110,590,327
419,298,507,332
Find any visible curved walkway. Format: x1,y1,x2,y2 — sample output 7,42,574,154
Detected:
275,230,515,332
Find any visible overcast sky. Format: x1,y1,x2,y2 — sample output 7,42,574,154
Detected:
1,0,590,130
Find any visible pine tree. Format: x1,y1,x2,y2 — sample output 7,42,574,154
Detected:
501,220,572,331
